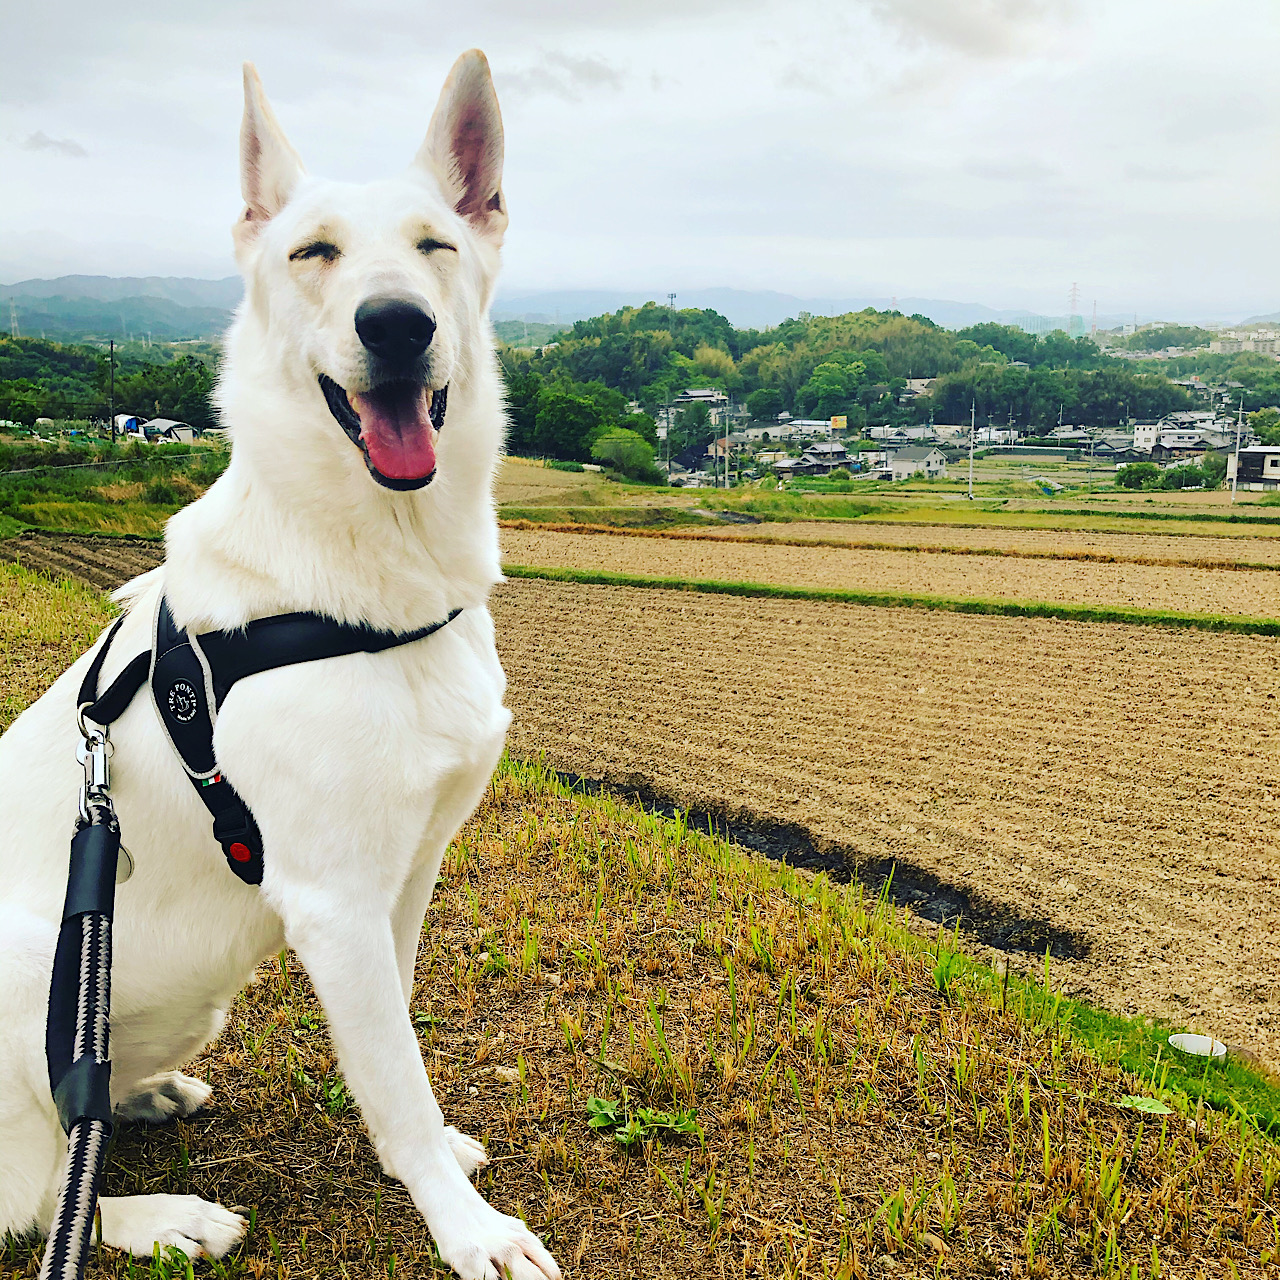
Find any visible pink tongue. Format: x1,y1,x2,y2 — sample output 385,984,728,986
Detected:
350,386,437,480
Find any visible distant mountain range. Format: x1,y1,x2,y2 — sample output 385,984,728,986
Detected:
491,287,1095,331
1,276,241,341
0,275,1265,341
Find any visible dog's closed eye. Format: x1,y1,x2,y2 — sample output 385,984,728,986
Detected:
416,238,457,257
289,241,341,263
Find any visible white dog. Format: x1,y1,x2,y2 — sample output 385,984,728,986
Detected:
0,51,561,1280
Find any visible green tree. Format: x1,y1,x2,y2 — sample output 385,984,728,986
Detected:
532,389,604,461
591,427,663,483
1116,462,1161,490
1200,451,1227,488
1249,407,1280,445
669,401,714,455
746,388,783,421
503,369,543,452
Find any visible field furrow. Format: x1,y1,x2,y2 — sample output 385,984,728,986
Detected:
493,578,1280,1064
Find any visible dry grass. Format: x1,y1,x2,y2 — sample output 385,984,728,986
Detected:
4,759,1278,1280
501,520,1280,572
0,561,114,731
497,528,1280,619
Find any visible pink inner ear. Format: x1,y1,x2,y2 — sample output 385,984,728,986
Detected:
452,109,496,218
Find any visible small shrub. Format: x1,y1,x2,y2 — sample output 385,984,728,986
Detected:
142,479,178,504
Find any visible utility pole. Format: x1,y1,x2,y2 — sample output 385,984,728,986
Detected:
108,339,115,441
1231,392,1244,503
968,398,975,500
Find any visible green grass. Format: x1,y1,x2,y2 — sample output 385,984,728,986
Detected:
503,563,1280,636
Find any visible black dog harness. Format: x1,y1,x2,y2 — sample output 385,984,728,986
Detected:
78,598,462,884
41,597,459,1280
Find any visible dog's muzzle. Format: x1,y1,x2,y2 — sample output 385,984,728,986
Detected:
319,374,448,491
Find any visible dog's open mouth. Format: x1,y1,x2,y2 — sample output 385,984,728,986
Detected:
319,375,448,491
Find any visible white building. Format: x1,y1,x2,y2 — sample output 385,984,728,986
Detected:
890,447,947,481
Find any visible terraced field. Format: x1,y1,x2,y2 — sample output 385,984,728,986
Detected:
501,527,1280,618
493,577,1280,1067
698,519,1280,565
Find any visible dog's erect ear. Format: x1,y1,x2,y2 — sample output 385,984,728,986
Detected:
417,50,507,243
237,63,304,242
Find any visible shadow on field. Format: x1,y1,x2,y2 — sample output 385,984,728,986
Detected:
556,768,1088,962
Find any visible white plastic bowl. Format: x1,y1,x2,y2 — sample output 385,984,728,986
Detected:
1168,1033,1227,1060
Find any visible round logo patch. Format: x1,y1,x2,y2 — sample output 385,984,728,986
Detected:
167,679,200,723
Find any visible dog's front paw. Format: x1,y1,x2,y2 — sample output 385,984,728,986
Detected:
429,1188,561,1280
444,1125,488,1178
116,1072,213,1124
98,1194,246,1259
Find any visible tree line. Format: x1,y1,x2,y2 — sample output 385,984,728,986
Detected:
0,337,217,429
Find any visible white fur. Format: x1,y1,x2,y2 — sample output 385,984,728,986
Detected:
0,52,560,1280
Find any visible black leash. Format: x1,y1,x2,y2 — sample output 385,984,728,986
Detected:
42,598,460,1278
40,681,126,1280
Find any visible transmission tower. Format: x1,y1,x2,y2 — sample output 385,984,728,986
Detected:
1068,282,1081,313
9,300,18,338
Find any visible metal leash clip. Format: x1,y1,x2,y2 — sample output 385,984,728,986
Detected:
75,727,134,883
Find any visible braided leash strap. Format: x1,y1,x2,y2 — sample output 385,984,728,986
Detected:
41,790,121,1279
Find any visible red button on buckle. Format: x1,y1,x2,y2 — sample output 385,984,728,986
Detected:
229,842,252,863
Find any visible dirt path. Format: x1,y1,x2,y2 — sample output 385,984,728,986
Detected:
501,527,1280,618
492,577,1280,1067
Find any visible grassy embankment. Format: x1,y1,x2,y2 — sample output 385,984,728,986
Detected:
2,561,1280,1279
0,440,227,539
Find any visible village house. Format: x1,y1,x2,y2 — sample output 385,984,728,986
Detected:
890,446,947,481
1230,445,1280,490
798,440,850,473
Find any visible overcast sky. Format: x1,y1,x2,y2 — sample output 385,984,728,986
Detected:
3,0,1278,319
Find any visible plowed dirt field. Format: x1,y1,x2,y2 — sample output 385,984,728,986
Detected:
494,578,1280,1066
0,531,162,590
699,519,1280,565
501,527,1280,618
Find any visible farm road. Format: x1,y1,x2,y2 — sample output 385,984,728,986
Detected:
502,527,1280,618
494,578,1280,1067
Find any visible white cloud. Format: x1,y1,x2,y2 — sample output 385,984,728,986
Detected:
1,0,1278,318
19,131,88,158
498,51,625,104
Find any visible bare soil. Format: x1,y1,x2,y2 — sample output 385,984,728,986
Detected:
0,531,162,592
492,578,1280,1068
500,528,1280,618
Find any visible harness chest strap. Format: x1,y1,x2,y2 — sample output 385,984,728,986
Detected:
78,597,463,885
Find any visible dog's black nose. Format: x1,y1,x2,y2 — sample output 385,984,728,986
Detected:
354,295,436,365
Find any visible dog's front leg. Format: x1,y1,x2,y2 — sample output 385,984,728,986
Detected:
281,893,561,1280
